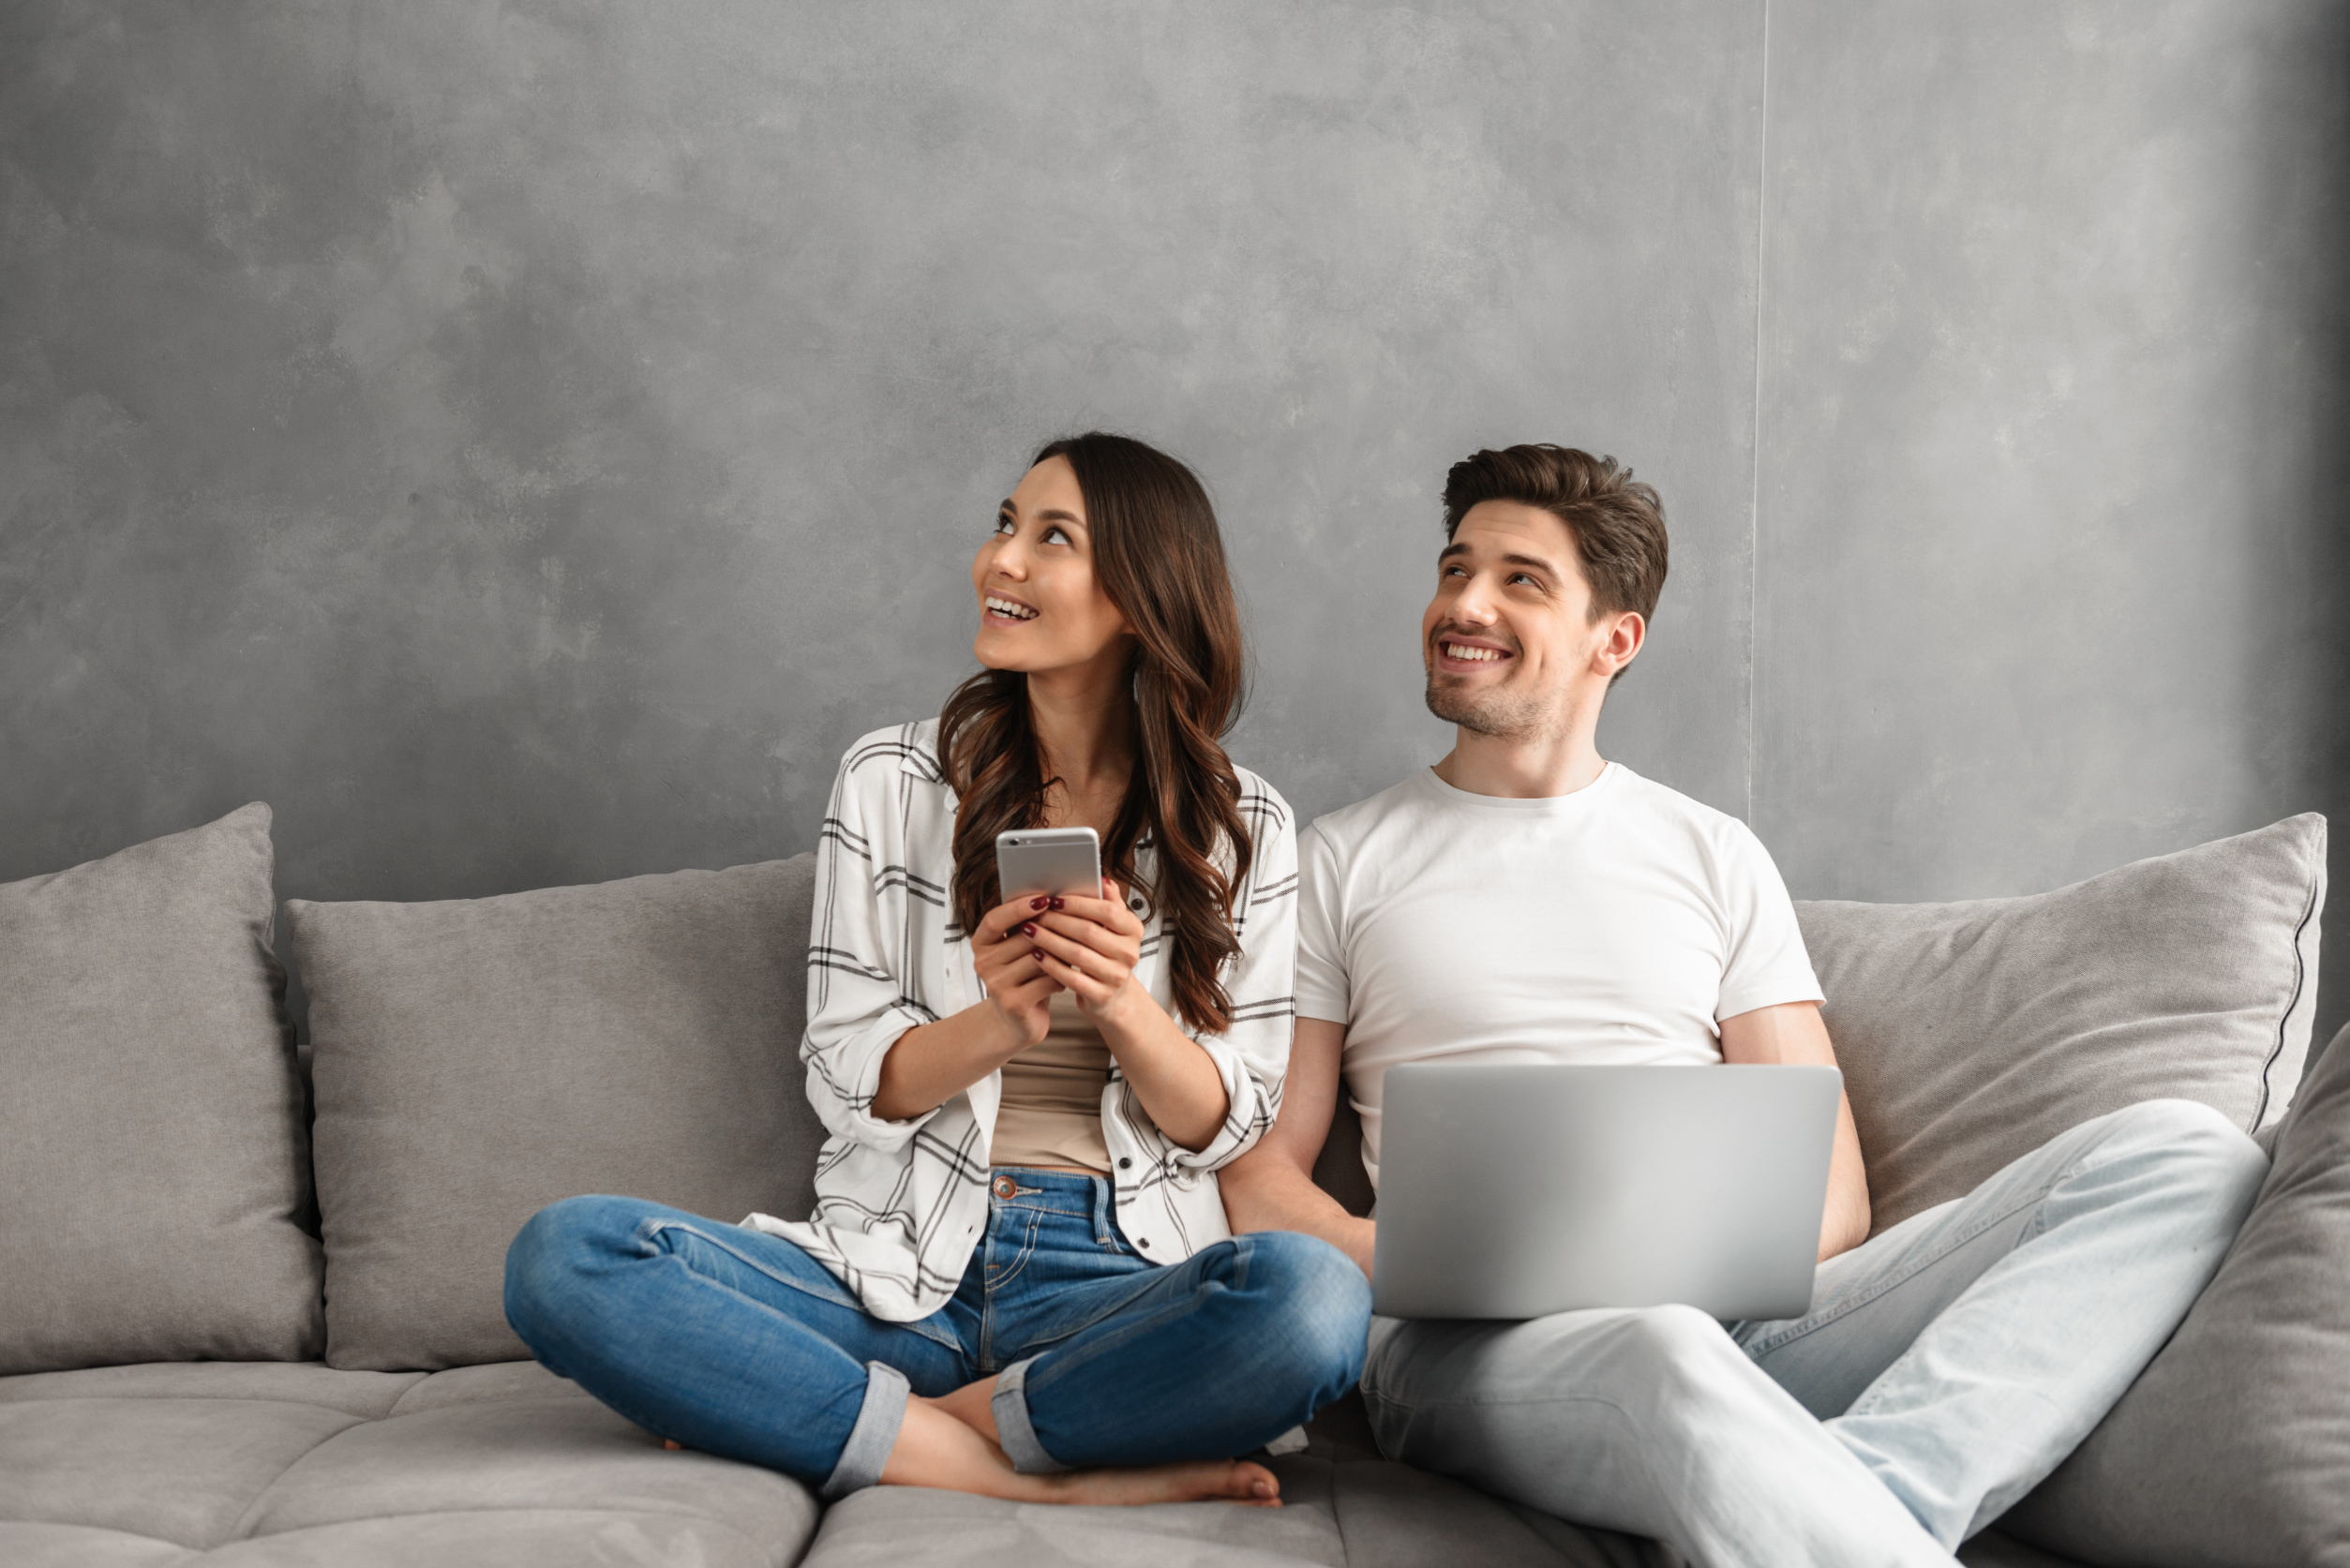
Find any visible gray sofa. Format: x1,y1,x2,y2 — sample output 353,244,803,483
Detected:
3,802,2343,1568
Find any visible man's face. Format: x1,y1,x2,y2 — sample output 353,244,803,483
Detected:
1421,501,1628,739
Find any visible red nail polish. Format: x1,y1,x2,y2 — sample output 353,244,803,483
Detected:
1022,923,1037,937
1030,896,1049,910
1048,897,1065,910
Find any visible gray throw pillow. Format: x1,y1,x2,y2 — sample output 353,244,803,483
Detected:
290,855,826,1371
1999,1021,2350,1565
0,803,323,1374
1796,814,2324,1236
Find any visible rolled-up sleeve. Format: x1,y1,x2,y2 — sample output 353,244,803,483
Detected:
802,748,942,1153
1167,778,1299,1172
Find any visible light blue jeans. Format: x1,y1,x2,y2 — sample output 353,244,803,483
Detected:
1358,1098,2268,1568
504,1168,1370,1498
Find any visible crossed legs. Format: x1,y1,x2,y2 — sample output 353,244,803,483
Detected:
502,1195,1366,1504
1361,1099,2267,1567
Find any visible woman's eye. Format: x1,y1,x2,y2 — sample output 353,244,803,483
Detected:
993,515,1015,536
1042,526,1070,545
1509,573,1536,587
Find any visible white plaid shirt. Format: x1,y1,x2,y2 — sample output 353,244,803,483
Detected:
744,720,1299,1322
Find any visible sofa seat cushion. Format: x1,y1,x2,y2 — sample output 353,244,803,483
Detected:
801,1452,1673,1568
1795,814,2325,1235
0,803,322,1375
0,1360,818,1567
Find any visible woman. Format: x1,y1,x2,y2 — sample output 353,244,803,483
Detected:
504,433,1369,1507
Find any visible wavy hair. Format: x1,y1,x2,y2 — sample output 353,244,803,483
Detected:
938,433,1250,1033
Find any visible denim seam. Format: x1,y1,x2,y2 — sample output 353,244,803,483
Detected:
639,1218,963,1351
1015,1256,1235,1402
1742,1191,2054,1357
1745,1136,2115,1358
984,1210,1044,1299
988,1234,1213,1361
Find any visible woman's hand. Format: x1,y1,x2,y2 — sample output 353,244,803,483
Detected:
1025,878,1147,1024
972,893,1066,1048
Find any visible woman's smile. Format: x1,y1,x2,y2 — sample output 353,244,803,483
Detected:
983,591,1040,625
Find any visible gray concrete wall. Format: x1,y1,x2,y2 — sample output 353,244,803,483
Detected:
3,2,2343,1041
1754,0,2350,1049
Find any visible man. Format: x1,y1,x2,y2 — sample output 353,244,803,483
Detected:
1220,444,2268,1567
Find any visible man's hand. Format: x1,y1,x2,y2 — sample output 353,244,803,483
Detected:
1220,1018,1377,1279
1718,1001,1872,1261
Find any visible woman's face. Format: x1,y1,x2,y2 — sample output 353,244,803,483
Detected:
971,455,1134,677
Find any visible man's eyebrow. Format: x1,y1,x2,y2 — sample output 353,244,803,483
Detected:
1437,541,1559,575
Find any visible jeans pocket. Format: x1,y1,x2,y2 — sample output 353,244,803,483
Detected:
987,1211,1044,1292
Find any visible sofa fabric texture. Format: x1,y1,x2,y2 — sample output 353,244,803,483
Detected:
288,855,827,1370
2002,1021,2350,1567
0,1358,2075,1567
0,1359,821,1567
0,802,322,1376
1794,814,2325,1235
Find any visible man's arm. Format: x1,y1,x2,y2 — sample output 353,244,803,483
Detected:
1718,1001,1871,1261
1218,1018,1377,1279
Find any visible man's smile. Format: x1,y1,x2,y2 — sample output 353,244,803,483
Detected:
1434,635,1515,670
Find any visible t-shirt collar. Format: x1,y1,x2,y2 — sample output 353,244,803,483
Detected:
1414,760,1624,814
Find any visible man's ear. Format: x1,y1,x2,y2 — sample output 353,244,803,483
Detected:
1594,610,1645,678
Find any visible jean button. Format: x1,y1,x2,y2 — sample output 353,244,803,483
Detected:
991,1175,1016,1200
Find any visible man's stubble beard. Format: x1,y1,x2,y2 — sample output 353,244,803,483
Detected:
1423,667,1567,741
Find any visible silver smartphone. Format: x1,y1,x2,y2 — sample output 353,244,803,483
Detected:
995,827,1101,903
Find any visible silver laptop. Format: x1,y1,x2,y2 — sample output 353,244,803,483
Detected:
1370,1063,1842,1322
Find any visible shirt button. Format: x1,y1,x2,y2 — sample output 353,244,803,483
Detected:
1136,1238,1150,1249
1129,897,1145,911
1117,1157,1131,1170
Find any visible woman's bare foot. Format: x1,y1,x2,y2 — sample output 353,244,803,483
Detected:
881,1397,1280,1506
1043,1456,1281,1508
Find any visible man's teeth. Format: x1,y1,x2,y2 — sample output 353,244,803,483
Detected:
987,597,1038,620
1444,644,1505,663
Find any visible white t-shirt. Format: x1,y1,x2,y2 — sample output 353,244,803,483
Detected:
1295,763,1824,1188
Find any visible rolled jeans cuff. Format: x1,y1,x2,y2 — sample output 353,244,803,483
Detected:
991,1357,1068,1474
820,1361,910,1500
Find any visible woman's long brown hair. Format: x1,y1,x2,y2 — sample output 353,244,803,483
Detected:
939,433,1251,1033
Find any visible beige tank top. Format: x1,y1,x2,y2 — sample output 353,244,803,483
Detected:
991,990,1114,1174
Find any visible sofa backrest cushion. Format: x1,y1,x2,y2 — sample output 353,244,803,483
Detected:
0,803,323,1374
290,855,826,1371
2002,1020,2350,1564
1796,814,2325,1236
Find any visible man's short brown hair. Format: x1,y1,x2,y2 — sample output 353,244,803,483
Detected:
1441,445,1669,624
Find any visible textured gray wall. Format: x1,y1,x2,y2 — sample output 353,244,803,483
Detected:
1754,0,2350,1049
3,2,2343,1041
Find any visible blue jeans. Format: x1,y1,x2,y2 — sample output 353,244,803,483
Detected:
1360,1099,2268,1568
504,1168,1370,1497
